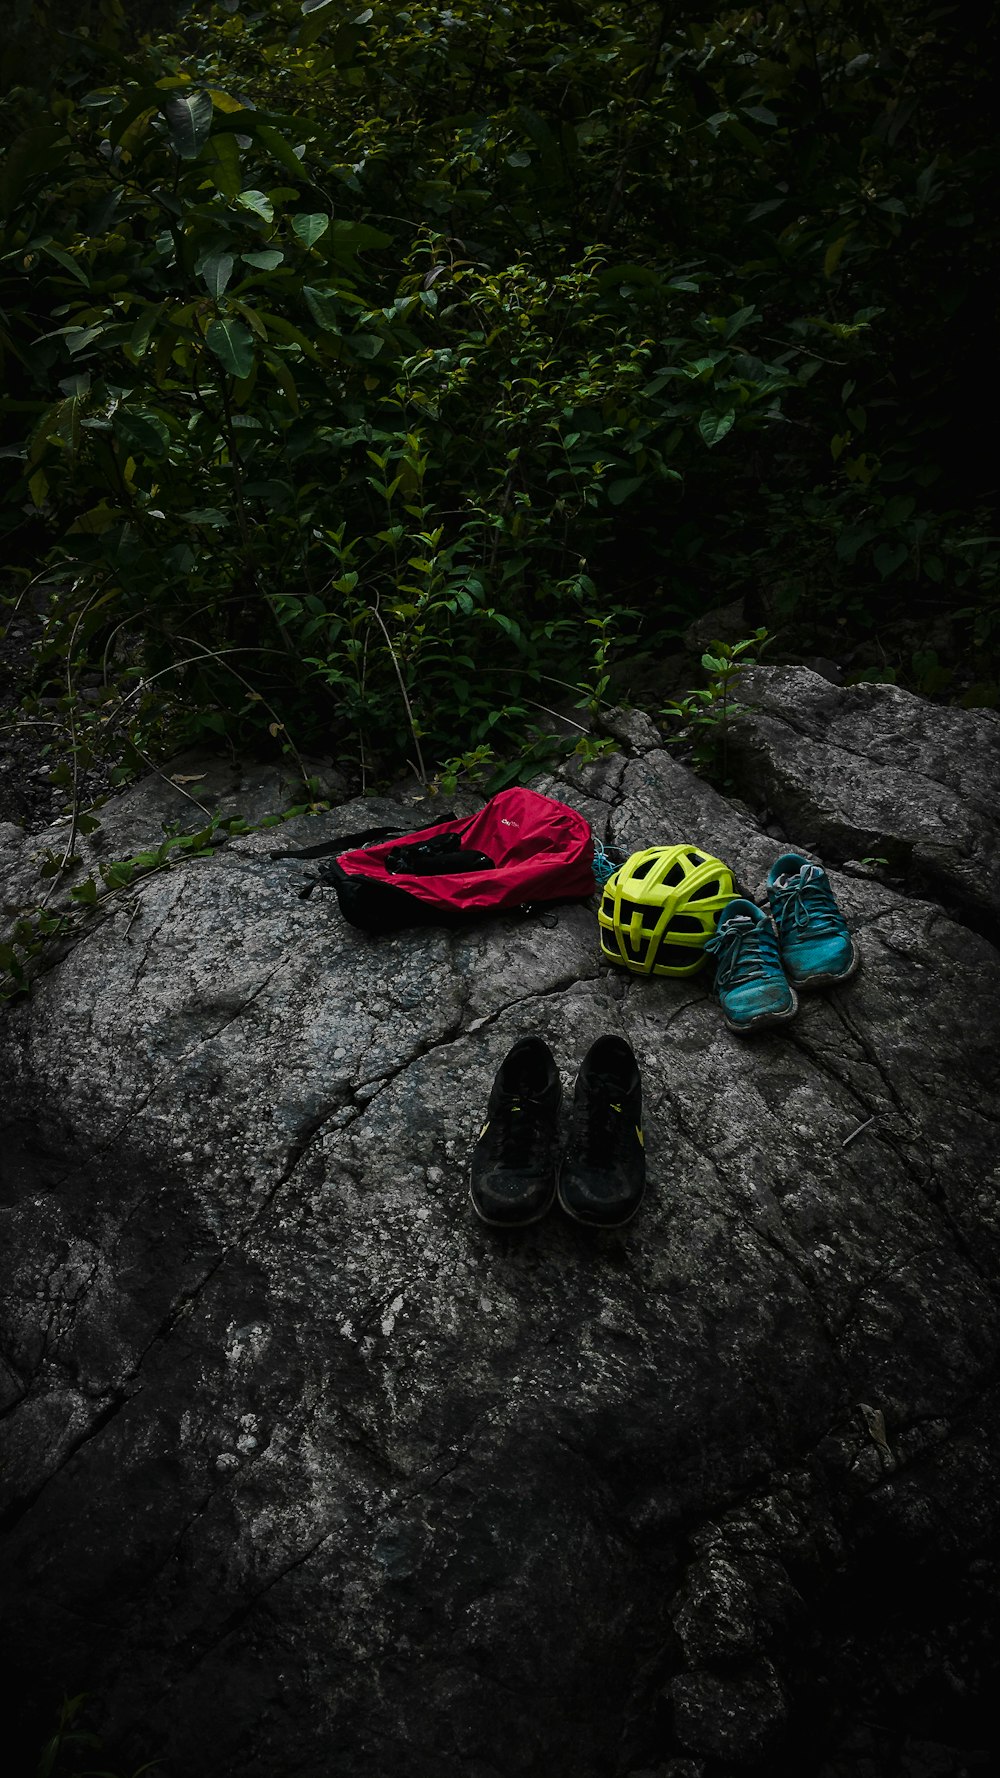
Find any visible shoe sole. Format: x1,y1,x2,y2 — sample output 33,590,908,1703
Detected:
787,946,861,991
468,1183,556,1229
720,990,800,1034
556,1179,646,1229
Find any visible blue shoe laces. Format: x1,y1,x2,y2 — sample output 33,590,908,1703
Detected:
592,841,628,889
771,864,847,941
705,910,784,990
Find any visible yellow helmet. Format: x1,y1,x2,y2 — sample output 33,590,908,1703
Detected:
598,845,737,977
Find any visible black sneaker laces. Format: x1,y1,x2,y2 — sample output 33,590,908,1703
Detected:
580,1075,626,1166
496,1100,549,1169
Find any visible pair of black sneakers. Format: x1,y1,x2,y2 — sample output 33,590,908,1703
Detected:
469,1035,645,1230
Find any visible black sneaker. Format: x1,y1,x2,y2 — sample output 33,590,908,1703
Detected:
469,1037,562,1227
557,1036,646,1228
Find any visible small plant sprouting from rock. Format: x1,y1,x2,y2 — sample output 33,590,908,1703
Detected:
36,1690,160,1778
662,627,771,778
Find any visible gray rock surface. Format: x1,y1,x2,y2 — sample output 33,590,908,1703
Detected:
1,750,341,926
1,672,999,1778
732,666,1000,931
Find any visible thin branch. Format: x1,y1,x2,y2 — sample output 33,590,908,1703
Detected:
37,577,113,908
107,644,289,725
127,739,213,817
520,698,589,733
174,634,312,789
842,1114,876,1149
367,601,428,785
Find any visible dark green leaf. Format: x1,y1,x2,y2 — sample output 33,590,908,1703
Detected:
64,325,106,357
202,131,242,200
163,90,214,160
258,311,323,359
202,252,235,300
243,249,284,270
255,123,306,178
292,212,329,247
206,318,255,378
607,476,645,505
114,409,170,459
39,244,89,286
108,88,160,150
836,526,875,563
329,219,392,254
874,541,909,579
101,861,135,889
698,410,736,447
129,305,165,358
724,306,757,339
237,189,274,222
299,1,337,47
303,286,342,331
347,333,384,360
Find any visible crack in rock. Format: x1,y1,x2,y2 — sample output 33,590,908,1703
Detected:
2,676,999,1778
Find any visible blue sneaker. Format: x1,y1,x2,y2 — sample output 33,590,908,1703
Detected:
766,853,859,990
705,898,798,1033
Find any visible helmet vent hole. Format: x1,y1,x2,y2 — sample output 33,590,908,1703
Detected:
689,880,721,900
660,943,696,967
619,896,657,929
663,863,684,886
670,914,703,933
631,858,653,879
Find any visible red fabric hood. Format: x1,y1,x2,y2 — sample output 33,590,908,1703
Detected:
335,787,595,912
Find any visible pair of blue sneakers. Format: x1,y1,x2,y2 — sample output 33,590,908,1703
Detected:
705,852,858,1034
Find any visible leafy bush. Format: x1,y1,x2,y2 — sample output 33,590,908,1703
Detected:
1,0,997,799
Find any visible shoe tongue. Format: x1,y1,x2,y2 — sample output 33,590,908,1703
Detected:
506,1063,540,1096
777,862,822,890
589,1070,622,1095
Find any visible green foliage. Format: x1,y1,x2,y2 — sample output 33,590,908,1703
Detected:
0,0,996,788
662,628,771,777
35,1690,159,1778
